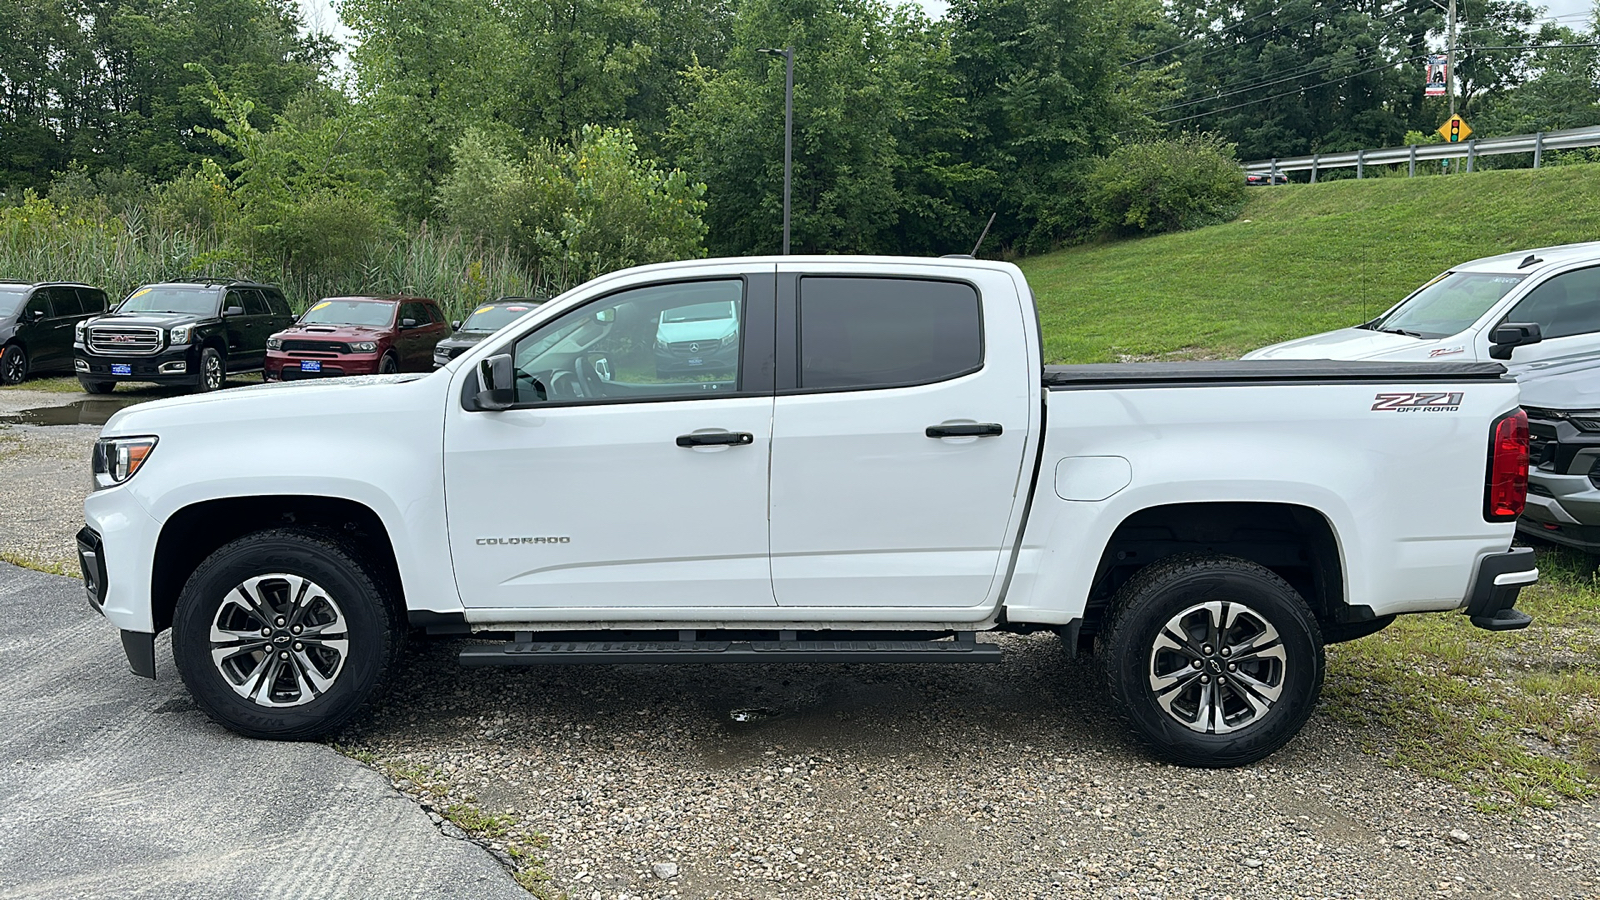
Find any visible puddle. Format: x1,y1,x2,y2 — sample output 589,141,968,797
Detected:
728,707,783,724
0,396,147,427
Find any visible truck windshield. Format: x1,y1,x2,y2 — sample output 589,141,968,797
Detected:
118,287,218,316
0,288,26,318
1369,272,1527,338
660,302,736,324
300,299,396,327
462,303,540,332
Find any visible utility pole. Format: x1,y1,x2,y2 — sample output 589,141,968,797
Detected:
758,47,794,255
1447,0,1458,116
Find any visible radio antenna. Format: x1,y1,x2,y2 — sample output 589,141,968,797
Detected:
971,213,997,257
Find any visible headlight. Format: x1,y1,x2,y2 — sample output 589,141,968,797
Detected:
265,337,282,350
350,341,378,352
92,436,158,490
720,331,738,347
433,347,450,360
75,320,88,341
169,324,194,345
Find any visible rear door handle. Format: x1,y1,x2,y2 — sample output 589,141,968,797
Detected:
676,432,755,447
926,423,1003,438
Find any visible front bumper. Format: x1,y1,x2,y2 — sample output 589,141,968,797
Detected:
1462,547,1537,631
75,344,200,385
1519,468,1600,551
78,523,156,678
265,352,381,380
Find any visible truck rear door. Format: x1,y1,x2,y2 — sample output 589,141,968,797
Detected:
768,264,1036,609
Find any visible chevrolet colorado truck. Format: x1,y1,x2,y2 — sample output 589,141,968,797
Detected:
78,256,1536,767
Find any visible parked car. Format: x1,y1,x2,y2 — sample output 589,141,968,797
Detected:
0,281,108,385
1513,355,1600,552
1245,171,1288,185
652,295,740,376
75,278,293,394
82,255,1534,768
1245,241,1600,365
266,295,449,380
432,297,545,369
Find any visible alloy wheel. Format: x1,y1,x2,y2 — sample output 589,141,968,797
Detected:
1146,600,1286,734
208,573,349,708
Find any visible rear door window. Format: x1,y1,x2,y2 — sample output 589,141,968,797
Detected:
796,277,983,390
76,288,107,314
241,289,272,316
48,287,85,317
264,289,291,317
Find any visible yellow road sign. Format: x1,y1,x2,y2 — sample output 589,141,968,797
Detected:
1439,115,1471,143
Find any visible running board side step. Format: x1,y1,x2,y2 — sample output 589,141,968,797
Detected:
459,637,1003,666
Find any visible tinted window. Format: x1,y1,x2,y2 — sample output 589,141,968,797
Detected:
23,292,52,320
48,287,85,316
264,290,291,317
510,279,743,404
426,303,447,325
399,302,424,325
241,289,271,316
76,288,107,314
797,277,982,390
1503,266,1600,340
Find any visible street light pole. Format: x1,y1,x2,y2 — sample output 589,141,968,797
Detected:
1447,0,1457,117
758,47,794,255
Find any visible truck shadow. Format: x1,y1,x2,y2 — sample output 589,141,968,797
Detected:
358,632,1140,766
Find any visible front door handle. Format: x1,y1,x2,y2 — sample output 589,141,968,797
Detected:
676,431,755,447
926,423,1003,438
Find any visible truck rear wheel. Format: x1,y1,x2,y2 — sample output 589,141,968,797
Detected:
171,528,401,740
1098,554,1323,768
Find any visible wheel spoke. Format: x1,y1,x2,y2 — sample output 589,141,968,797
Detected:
209,572,347,709
291,649,339,695
1147,598,1294,736
1149,665,1201,696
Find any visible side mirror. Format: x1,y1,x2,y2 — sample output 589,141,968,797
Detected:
223,306,244,317
401,317,418,329
30,309,46,322
451,320,461,331
475,353,515,411
1489,322,1542,360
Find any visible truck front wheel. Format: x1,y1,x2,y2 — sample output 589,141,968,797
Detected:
171,528,401,740
1098,554,1324,768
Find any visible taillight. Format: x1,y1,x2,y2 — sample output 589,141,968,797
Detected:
1484,408,1529,521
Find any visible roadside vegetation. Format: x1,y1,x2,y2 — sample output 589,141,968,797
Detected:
1024,163,1600,364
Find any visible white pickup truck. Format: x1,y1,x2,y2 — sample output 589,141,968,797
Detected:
79,256,1537,767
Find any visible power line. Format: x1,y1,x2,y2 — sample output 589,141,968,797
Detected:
1155,36,1426,113
1124,4,1289,68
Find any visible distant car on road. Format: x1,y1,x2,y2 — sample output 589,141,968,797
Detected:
432,297,546,369
75,278,293,394
0,281,108,385
1245,171,1288,185
1245,242,1600,366
266,295,450,380
1515,356,1600,553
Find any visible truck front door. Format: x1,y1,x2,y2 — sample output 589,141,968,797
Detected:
768,267,1035,610
444,268,778,611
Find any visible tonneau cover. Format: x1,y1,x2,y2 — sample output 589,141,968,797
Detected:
1043,360,1509,388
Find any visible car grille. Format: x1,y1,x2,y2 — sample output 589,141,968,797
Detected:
666,339,723,354
282,339,350,354
87,325,163,356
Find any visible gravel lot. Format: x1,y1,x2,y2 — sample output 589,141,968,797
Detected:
4,384,1598,899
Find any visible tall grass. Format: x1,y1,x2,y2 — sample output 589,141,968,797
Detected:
0,195,552,322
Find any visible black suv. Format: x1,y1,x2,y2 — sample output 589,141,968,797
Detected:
75,278,294,393
0,282,110,385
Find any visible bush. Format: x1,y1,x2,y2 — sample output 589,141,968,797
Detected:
1087,134,1246,236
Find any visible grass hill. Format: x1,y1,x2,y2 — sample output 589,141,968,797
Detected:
1020,164,1600,364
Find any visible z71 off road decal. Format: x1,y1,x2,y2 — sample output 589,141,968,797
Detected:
1372,392,1464,412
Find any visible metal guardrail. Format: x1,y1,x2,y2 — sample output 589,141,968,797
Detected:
1243,124,1600,181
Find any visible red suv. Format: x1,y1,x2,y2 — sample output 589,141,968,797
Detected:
265,295,450,381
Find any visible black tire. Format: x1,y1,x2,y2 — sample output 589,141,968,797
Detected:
197,346,225,392
0,344,27,385
378,352,399,375
80,380,116,394
171,528,402,740
1098,554,1324,768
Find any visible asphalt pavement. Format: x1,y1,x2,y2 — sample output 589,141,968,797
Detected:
0,562,529,900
